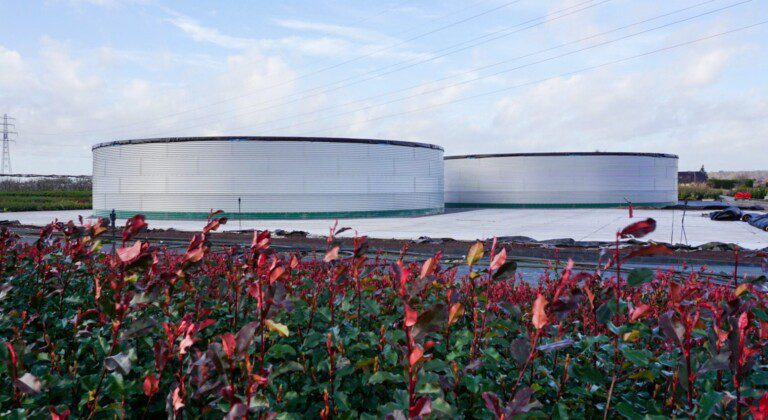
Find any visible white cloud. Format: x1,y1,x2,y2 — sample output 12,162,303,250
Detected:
3,1,766,175
93,46,223,71
0,37,307,173
167,15,256,50
67,0,150,6
488,49,768,170
274,19,394,44
682,48,732,86
166,12,427,60
0,46,27,87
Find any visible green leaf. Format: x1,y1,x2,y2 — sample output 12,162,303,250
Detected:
698,352,731,374
272,361,304,379
620,348,652,367
302,332,325,349
698,390,723,419
615,402,640,418
573,364,607,385
463,375,481,393
265,319,289,337
430,397,454,418
335,392,351,412
267,344,297,359
412,302,447,339
483,346,503,362
104,352,131,376
596,300,617,325
367,372,404,385
627,268,654,287
119,317,158,341
492,261,517,281
553,403,570,420
467,242,484,266
416,382,441,394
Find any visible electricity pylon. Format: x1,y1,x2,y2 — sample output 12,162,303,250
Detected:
1,114,17,175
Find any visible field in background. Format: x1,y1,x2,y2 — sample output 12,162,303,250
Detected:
0,176,91,212
679,177,768,201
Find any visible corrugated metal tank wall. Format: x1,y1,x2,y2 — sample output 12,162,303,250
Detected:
444,153,678,207
92,137,444,219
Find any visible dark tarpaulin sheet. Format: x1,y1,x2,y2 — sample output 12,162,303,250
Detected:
666,201,765,211
747,213,768,231
708,206,743,221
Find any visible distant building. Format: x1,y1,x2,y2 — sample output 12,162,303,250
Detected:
678,165,708,184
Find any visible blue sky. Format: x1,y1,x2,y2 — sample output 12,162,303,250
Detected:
0,0,766,174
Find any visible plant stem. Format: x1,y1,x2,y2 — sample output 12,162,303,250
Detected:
603,373,618,420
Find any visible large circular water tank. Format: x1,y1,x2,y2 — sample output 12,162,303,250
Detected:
444,152,678,207
92,137,444,219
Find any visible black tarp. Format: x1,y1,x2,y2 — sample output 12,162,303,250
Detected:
748,214,768,231
665,201,765,211
708,206,743,221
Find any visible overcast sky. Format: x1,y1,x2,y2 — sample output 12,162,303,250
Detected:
0,0,766,174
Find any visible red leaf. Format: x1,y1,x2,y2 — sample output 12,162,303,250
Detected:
410,396,432,418
490,248,507,271
405,305,418,327
482,392,503,418
142,373,159,397
448,302,464,326
183,246,205,265
420,257,437,279
197,318,216,331
739,311,750,332
630,303,651,322
619,218,656,239
224,403,248,420
122,214,147,242
179,333,194,355
290,254,300,269
235,321,259,358
269,266,285,284
409,345,424,366
251,230,271,251
3,342,17,373
532,294,548,330
669,282,682,304
203,216,227,234
221,333,236,360
750,391,768,420
760,321,768,341
324,246,339,263
49,407,71,420
116,240,142,264
182,234,207,264
171,385,184,411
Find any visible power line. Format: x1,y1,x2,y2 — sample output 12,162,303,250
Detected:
218,0,739,135
143,0,606,138
295,20,768,136
144,0,523,123
27,0,521,137
344,0,415,26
